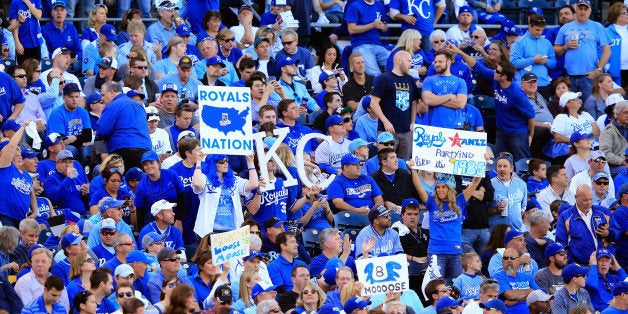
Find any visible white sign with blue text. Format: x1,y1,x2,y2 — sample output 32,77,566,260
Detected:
411,125,487,177
356,254,409,296
198,86,253,155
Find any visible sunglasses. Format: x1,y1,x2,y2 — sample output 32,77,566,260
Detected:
216,158,229,164
2,48,9,53
164,257,180,262
472,35,481,39
439,287,451,293
133,65,148,70
13,74,27,78
302,289,316,295
168,282,180,288
59,81,66,85
502,256,518,260
117,291,133,298
381,141,395,146
100,230,117,236
433,39,446,44
593,158,607,163
222,38,235,42
556,251,567,256
594,181,610,186
495,69,503,75
282,40,295,46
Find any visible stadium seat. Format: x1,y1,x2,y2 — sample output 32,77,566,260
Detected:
2,59,15,68
390,211,402,224
334,211,370,231
340,228,360,254
41,59,53,71
79,76,88,89
301,228,322,257
515,157,533,173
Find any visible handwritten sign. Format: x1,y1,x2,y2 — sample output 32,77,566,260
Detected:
411,125,487,177
210,226,251,265
198,86,253,155
355,254,409,296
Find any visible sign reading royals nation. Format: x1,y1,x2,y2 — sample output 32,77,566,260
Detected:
199,86,253,155
411,125,487,177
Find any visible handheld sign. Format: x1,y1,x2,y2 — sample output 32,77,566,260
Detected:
411,125,487,177
198,86,253,155
355,254,409,296
210,226,251,265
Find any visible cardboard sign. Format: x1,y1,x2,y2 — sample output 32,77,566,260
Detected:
411,125,487,177
210,226,251,265
198,86,253,155
355,254,409,296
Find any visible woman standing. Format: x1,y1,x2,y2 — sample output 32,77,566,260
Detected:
606,2,628,87
9,0,42,63
197,10,222,42
81,4,108,50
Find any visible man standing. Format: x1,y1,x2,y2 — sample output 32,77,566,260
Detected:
521,72,554,158
146,0,178,46
371,148,417,209
389,0,444,48
489,156,528,230
355,205,404,258
342,54,373,111
536,165,575,214
368,50,419,160
345,0,390,76
328,153,384,214
97,81,151,170
535,243,568,294
554,0,610,102
41,0,81,61
547,5,576,80
267,231,308,293
492,248,539,313
551,264,592,313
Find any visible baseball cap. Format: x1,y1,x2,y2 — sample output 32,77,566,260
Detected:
504,229,525,245
562,264,589,283
177,130,196,142
0,119,19,131
526,289,553,306
348,138,369,152
63,82,80,96
323,257,345,286
522,72,538,82
606,93,624,107
161,83,178,94
377,132,395,143
101,218,116,230
141,231,166,248
157,0,179,10
45,133,67,148
101,197,125,212
126,90,145,100
325,115,350,130
402,198,419,209
125,167,144,182
99,24,117,42
28,244,47,259
127,250,152,264
176,24,191,37
99,56,118,70
500,20,521,36
51,47,73,59
141,151,159,163
368,205,391,222
238,4,252,13
341,153,362,166
178,56,193,68
586,150,606,162
271,0,287,6
86,92,103,108
592,171,610,182
278,56,299,68
617,183,628,200
480,299,508,312
597,248,612,259
570,131,593,144
254,37,270,48
61,233,84,249
526,199,540,211
264,217,284,230
205,56,226,68
243,250,265,262
319,72,339,84
251,282,278,299
559,91,582,107
436,297,463,311
114,264,134,277
146,106,160,122
335,106,352,115
613,281,628,296
544,242,566,260
215,284,233,303
262,136,277,151
529,6,544,16
57,149,74,160
157,248,180,262
150,199,176,217
361,95,371,110
344,297,371,314
577,0,591,7
21,148,38,159
458,5,473,16
51,0,66,8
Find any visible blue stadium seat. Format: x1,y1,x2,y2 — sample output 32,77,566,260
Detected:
334,211,370,231
515,157,533,173
390,211,402,224
340,228,360,254
301,228,322,257
42,59,53,72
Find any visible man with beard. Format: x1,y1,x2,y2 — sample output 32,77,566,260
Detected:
489,155,528,230
489,229,538,277
83,57,120,95
535,242,568,295
493,248,539,313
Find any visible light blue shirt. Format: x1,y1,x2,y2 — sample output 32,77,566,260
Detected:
555,19,610,75
510,31,557,86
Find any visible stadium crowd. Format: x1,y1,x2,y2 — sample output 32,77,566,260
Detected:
0,0,628,313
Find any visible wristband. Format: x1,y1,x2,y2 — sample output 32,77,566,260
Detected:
247,167,256,171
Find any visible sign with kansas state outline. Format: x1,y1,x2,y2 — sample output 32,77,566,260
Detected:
198,86,253,155
355,254,409,296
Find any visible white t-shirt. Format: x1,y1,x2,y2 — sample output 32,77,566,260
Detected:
150,127,173,154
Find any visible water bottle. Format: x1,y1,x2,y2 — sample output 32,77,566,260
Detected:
499,196,508,217
522,253,531,272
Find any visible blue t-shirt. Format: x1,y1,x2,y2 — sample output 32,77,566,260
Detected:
344,0,387,46
302,202,333,230
138,222,185,251
327,174,383,209
215,187,235,231
250,178,294,225
493,271,540,314
422,74,468,129
217,47,244,66
134,169,184,223
26,80,46,95
0,72,26,121
47,105,91,137
153,58,179,77
425,194,467,254
371,71,419,133
0,164,33,220
388,0,442,33
453,273,483,300
34,197,51,227
555,20,610,75
169,161,200,244
43,169,89,215
9,0,42,48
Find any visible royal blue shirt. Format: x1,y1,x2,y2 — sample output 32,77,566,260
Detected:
21,295,67,314
41,21,82,59
134,168,184,223
51,257,71,285
43,169,89,214
327,174,383,209
422,74,468,129
0,164,33,220
47,105,91,137
345,0,387,46
388,0,442,34
276,121,318,154
268,255,308,291
249,178,295,225
0,72,25,121
426,194,467,254
9,0,42,48
96,93,152,152
493,270,539,313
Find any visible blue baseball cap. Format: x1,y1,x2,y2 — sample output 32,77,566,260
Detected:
569,131,593,144
361,95,371,110
45,133,67,148
86,92,103,107
368,205,390,222
318,71,339,84
458,5,473,15
377,132,394,143
51,0,66,8
529,6,544,16
254,37,271,48
323,257,344,286
348,138,369,152
436,297,463,311
161,83,178,94
271,0,287,6
613,281,628,296
63,82,80,96
251,282,278,299
562,264,589,283
61,233,84,250
325,115,349,130
264,217,285,230
28,244,46,259
617,183,628,200
205,56,226,68
141,151,159,164
0,119,19,131
176,24,191,37
99,24,117,42
504,229,525,245
577,0,591,7
436,173,456,189
243,250,265,262
544,242,567,260
126,90,145,100
592,171,610,182
127,250,152,264
101,197,126,212
125,167,144,182
101,218,116,230
597,248,612,259
277,56,299,68
21,148,38,159
480,299,508,313
343,297,371,314
341,153,362,166
402,198,419,209
141,231,166,248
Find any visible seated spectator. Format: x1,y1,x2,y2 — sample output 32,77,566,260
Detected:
276,56,319,114
9,219,41,268
420,279,451,314
196,10,221,43
310,228,355,276
261,217,311,264
116,8,141,45
125,54,158,104
342,54,374,112
87,197,136,248
267,231,308,293
473,41,509,97
22,58,47,95
569,151,615,196
600,100,628,176
585,248,627,312
81,4,107,49
549,91,599,162
372,148,417,209
551,264,592,313
354,97,378,142
365,132,408,175
0,274,21,313
165,103,198,152
534,242,567,295
328,154,384,214
315,115,351,174
565,132,600,180
488,229,539,277
315,72,341,110
101,233,135,272
155,36,188,80
216,28,244,66
152,275,178,312
200,56,228,87
41,0,81,65
253,37,279,79
462,28,490,60
147,248,194,304
21,275,67,313
493,248,539,313
83,24,117,76
525,211,554,266
275,29,314,80
88,218,117,262
86,267,117,313
536,165,574,214
386,29,427,79
138,200,184,254
194,37,239,85
489,155,528,230
462,279,501,313
84,56,121,96
527,159,549,197
43,149,89,216
15,247,70,309
592,172,616,208
52,233,87,285
275,99,318,154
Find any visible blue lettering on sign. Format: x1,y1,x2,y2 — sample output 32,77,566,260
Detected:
199,90,251,102
414,126,446,148
452,160,486,177
414,157,431,167
364,261,402,284
460,138,487,146
435,161,445,168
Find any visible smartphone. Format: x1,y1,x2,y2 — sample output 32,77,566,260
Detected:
268,76,276,81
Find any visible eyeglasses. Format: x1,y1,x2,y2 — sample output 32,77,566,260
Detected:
472,35,481,39
216,158,229,164
439,287,451,293
379,213,390,219
150,241,164,246
13,74,27,78
502,256,518,260
282,40,295,46
381,141,395,146
117,242,134,247
110,155,123,163
433,39,446,44
117,291,133,298
167,282,180,288
133,65,148,70
302,289,316,295
594,181,610,186
164,257,180,262
59,81,66,85
221,37,235,42
100,230,117,236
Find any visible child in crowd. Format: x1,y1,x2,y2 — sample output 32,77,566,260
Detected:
453,253,484,301
526,159,549,197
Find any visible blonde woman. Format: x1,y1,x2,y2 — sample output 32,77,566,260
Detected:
294,281,326,312
216,28,243,65
233,269,262,311
67,252,96,306
386,29,428,79
81,4,109,50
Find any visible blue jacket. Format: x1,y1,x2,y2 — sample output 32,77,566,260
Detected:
43,169,89,215
606,24,622,85
555,205,620,265
585,265,627,311
0,274,22,313
96,93,151,152
509,31,557,86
